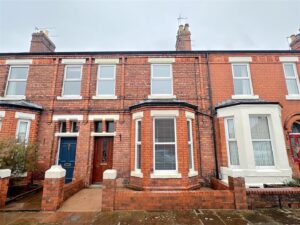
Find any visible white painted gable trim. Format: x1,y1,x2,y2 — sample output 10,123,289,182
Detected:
150,110,179,117
6,59,32,65
61,59,86,64
228,57,252,63
95,58,119,64
88,114,120,121
279,57,299,62
53,115,83,121
15,112,35,120
148,58,175,63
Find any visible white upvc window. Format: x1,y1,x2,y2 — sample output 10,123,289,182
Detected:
151,64,173,96
62,65,82,96
5,66,29,97
249,115,275,167
283,63,300,96
153,117,177,172
135,119,142,171
224,117,240,167
0,118,2,131
16,120,30,143
187,119,195,171
231,64,254,96
97,65,116,96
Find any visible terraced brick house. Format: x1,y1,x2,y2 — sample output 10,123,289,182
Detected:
0,25,299,189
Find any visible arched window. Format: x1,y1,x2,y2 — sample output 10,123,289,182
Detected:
291,121,300,133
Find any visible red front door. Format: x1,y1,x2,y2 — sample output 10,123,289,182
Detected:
92,137,113,183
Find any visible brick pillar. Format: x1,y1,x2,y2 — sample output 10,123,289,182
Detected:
0,169,11,208
228,176,248,210
102,169,117,211
41,165,66,211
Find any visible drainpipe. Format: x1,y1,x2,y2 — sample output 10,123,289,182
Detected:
205,52,219,179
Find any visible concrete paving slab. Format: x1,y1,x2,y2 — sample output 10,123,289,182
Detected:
59,188,102,212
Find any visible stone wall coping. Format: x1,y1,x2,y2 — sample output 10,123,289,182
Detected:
247,187,300,194
45,165,66,179
103,169,117,180
0,169,11,178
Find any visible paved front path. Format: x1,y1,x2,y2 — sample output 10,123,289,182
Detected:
59,189,102,212
1,209,300,225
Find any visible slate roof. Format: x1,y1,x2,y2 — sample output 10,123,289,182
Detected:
215,98,280,110
0,100,43,111
129,99,198,110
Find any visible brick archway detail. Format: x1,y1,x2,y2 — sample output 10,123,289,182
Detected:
284,113,300,133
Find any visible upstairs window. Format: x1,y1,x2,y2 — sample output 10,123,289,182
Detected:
232,64,253,96
6,66,29,96
283,63,300,95
16,120,30,143
224,118,240,166
250,115,274,167
62,65,82,96
97,65,116,96
151,64,173,96
154,118,177,171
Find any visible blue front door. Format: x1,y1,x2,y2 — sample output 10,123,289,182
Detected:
58,137,77,183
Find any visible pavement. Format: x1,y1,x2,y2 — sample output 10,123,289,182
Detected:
0,208,300,225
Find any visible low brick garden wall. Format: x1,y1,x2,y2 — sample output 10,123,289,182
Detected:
247,188,300,209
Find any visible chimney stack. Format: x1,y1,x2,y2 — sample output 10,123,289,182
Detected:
176,23,191,51
29,30,56,53
289,30,300,50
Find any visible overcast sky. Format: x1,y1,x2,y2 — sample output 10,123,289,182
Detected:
0,0,299,52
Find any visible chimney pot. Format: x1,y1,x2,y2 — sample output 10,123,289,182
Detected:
29,31,56,53
289,31,300,50
175,24,192,51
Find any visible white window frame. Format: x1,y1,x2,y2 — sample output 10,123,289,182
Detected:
187,119,195,171
5,66,29,98
16,119,31,144
224,117,240,168
62,65,82,97
96,65,116,98
283,63,300,98
0,118,2,131
135,119,142,172
150,64,173,97
153,117,178,174
231,63,255,98
249,115,276,169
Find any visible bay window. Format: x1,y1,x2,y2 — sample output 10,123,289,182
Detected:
135,119,142,171
62,65,82,96
154,118,177,171
249,115,274,167
16,120,30,143
187,119,194,170
224,118,240,166
6,66,29,97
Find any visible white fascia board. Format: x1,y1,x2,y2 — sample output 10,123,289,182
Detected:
132,112,144,120
6,59,32,65
53,115,83,121
148,58,175,63
95,58,119,64
279,57,299,62
229,57,252,63
151,110,179,117
185,111,195,119
15,112,35,120
88,114,119,121
0,111,5,117
61,59,86,64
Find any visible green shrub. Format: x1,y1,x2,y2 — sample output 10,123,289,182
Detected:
0,138,38,176
284,178,300,187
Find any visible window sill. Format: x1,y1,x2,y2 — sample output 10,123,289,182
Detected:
91,132,116,137
92,95,117,100
188,170,198,177
0,96,26,100
285,95,300,100
231,95,259,100
130,171,143,178
148,95,176,99
57,96,82,100
55,132,79,137
150,172,182,179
